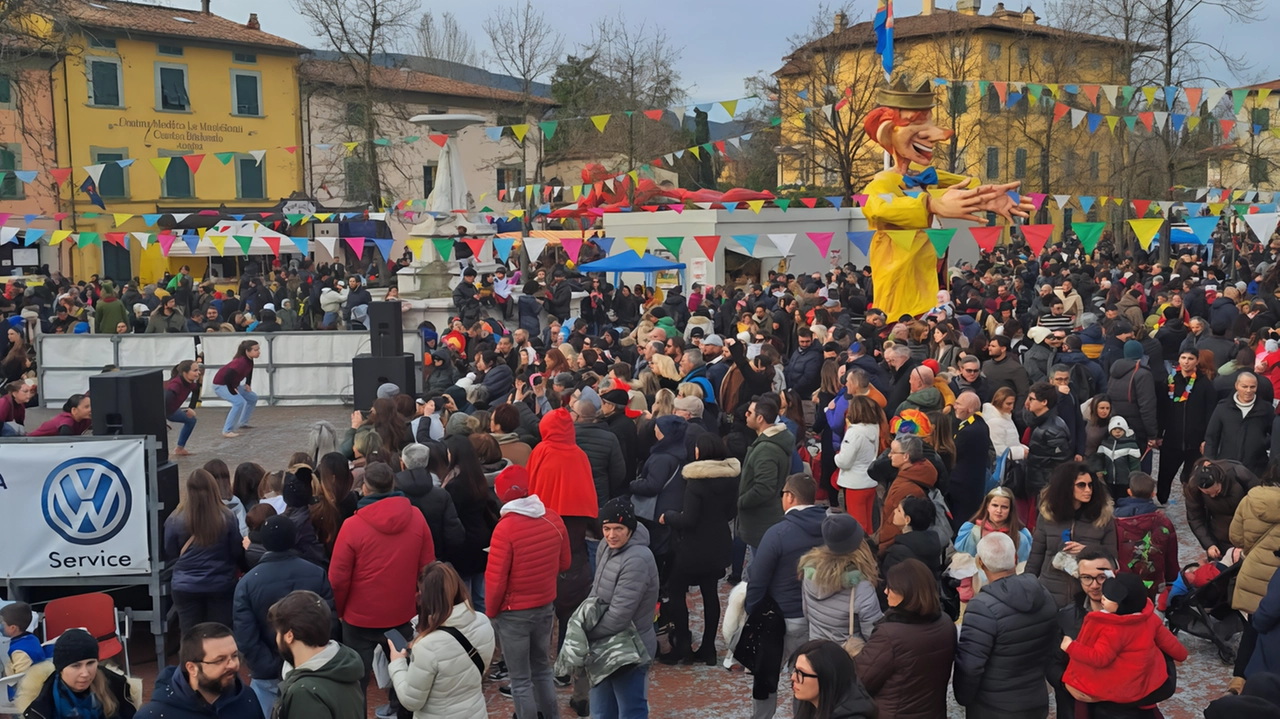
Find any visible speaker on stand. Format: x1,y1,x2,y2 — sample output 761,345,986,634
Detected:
367,301,404,357
91,368,169,463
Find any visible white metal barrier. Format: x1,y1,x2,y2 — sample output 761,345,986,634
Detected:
36,331,424,408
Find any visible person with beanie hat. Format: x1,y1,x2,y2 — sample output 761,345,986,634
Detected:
1105,336,1159,455
586,497,659,719
94,281,130,335
485,465,572,719
282,469,328,568
233,516,337,716
796,512,883,650
1098,416,1142,499
17,628,138,719
1061,572,1187,705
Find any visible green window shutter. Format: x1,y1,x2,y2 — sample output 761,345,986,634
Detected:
90,61,119,106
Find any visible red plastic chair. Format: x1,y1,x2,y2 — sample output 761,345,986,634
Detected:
42,593,129,674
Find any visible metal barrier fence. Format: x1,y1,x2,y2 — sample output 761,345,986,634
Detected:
36,331,424,408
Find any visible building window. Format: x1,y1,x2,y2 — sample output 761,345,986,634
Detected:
1252,108,1271,131
92,148,129,198
424,162,438,198
1016,46,1030,65
87,35,116,49
157,44,184,56
231,70,262,116
235,156,266,199
233,52,257,64
0,144,22,199
949,84,968,116
986,43,1001,61
156,64,190,111
345,102,366,127
1088,151,1100,180
345,155,373,202
986,87,1000,113
950,43,968,62
160,150,193,198
1250,156,1271,185
985,147,999,180
88,58,122,107
1063,207,1074,231
0,76,11,108
496,166,524,192
1014,148,1027,179
1064,150,1076,177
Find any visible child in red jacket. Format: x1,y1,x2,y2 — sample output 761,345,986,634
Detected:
1061,573,1188,705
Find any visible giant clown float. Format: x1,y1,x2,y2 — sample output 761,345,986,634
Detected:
860,79,1035,319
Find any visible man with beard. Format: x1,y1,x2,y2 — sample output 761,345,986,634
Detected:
136,623,262,718
270,591,364,719
232,516,337,716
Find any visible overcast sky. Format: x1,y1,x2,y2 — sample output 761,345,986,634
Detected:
192,0,1274,105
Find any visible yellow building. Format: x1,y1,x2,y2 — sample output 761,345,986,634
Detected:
1214,78,1279,196
775,0,1137,240
51,0,306,283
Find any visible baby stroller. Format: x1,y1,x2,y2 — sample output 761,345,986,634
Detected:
1163,560,1242,665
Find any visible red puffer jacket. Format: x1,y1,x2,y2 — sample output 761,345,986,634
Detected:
1063,600,1187,704
526,408,598,518
329,494,434,628
484,497,571,618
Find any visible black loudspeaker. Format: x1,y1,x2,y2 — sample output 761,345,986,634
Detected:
352,354,416,410
91,368,169,463
155,461,180,542
368,301,403,357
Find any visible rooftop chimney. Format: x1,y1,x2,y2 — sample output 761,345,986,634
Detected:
956,0,981,15
922,0,935,15
833,11,848,34
246,13,260,31
1022,6,1039,23
201,0,210,14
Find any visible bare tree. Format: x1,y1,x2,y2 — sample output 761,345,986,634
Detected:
774,3,885,199
483,1,563,186
293,0,417,209
0,1,73,184
414,11,479,68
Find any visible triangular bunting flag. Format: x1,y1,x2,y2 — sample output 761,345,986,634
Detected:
183,154,205,173
158,233,177,255
233,235,254,254
372,238,395,262
693,235,720,259
341,237,363,258
404,238,424,259
493,238,515,263
262,236,281,256
83,164,106,186
1183,87,1203,111
1127,218,1164,250
22,229,46,247
624,236,648,255
643,110,664,122
1020,224,1054,255
1132,199,1152,217
209,235,227,255
806,231,835,257
1053,195,1072,210
1232,89,1249,116
590,115,611,133
510,125,530,143
1243,213,1279,242
720,100,738,117
562,238,584,264
847,231,874,256
799,197,817,209
430,238,453,261
767,233,796,255
49,168,73,186
149,157,172,176
113,213,133,227
484,127,503,142
775,199,792,212
428,134,448,147
732,234,758,254
656,236,684,256
747,200,765,214
77,232,100,248
925,228,956,258
826,196,844,209
249,150,266,166
289,236,310,255
1079,196,1096,214
462,238,486,258
214,152,235,165
539,121,558,139
886,230,918,252
523,237,548,263
969,226,1003,252
1185,216,1220,244
182,231,200,253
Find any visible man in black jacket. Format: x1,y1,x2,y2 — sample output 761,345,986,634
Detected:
546,270,573,322
884,344,920,419
601,389,639,489
784,327,824,398
954,532,1057,719
232,516,338,716
343,275,372,326
395,444,466,559
452,268,482,327
573,399,626,506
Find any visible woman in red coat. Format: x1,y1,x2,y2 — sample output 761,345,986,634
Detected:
1062,573,1187,705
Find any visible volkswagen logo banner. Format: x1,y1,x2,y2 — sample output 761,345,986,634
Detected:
0,439,149,578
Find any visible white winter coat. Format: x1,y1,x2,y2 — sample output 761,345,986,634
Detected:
833,423,880,490
319,287,348,313
389,602,496,719
983,402,1028,460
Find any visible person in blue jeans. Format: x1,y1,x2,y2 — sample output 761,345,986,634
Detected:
588,498,660,719
164,359,202,456
213,340,260,438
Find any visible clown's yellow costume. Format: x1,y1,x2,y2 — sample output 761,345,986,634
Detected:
860,79,1030,320
863,167,976,319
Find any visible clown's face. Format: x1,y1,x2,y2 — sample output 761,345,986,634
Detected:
880,109,954,169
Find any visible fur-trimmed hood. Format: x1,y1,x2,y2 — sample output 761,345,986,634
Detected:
1040,495,1115,527
681,457,740,479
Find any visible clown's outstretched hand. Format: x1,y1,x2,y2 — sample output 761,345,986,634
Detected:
928,183,1003,225
972,181,1036,221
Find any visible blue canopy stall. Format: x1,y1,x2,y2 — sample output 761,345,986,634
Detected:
578,250,687,289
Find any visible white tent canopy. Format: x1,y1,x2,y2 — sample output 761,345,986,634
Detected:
163,220,300,257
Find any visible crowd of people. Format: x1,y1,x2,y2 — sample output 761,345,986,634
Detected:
12,231,1280,719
